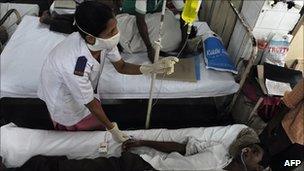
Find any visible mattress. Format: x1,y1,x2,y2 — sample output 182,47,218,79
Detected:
0,123,247,168
0,16,239,99
99,53,239,99
0,16,67,98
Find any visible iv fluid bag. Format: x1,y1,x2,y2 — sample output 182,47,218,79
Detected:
181,0,202,25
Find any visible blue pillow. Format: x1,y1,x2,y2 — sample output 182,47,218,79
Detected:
203,36,238,74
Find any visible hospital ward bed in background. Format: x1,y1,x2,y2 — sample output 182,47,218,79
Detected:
0,1,257,129
0,16,237,128
0,16,239,99
0,3,39,33
0,3,39,52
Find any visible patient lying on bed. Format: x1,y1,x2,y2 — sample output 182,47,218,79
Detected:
3,127,267,171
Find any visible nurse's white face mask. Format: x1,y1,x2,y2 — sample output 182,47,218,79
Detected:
87,32,120,51
75,21,120,51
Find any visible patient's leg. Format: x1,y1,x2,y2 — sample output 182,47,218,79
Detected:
16,155,64,171
16,152,155,171
17,155,120,171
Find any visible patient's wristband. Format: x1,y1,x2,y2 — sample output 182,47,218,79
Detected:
98,132,108,154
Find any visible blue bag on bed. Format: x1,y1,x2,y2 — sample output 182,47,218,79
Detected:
203,33,238,74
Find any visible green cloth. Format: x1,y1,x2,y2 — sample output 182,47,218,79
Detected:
122,0,164,15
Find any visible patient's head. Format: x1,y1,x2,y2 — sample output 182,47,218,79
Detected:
227,127,264,170
237,144,264,171
74,1,118,44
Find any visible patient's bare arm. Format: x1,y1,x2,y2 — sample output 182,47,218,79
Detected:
122,139,186,155
135,13,155,62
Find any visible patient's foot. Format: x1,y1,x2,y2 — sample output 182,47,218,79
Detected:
39,10,52,25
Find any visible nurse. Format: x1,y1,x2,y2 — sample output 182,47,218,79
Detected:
37,1,178,142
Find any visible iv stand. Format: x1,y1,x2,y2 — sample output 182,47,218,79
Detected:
145,0,167,129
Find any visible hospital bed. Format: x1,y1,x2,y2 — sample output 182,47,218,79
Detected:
0,15,239,99
0,122,248,168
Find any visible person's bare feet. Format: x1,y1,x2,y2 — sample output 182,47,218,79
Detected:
39,10,52,24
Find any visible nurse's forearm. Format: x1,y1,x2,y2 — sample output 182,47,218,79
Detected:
86,98,114,129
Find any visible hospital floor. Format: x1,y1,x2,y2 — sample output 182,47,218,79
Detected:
0,98,233,130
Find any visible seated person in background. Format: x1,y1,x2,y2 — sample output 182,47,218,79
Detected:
121,0,195,62
4,127,267,171
39,0,195,59
259,79,303,171
39,0,121,34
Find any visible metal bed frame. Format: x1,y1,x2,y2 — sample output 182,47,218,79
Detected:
226,0,258,113
0,8,21,52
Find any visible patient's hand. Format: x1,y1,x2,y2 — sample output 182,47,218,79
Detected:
39,10,52,24
122,139,142,152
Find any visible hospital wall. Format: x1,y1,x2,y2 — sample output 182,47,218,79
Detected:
202,0,303,68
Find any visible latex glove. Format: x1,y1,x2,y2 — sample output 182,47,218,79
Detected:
108,122,129,142
140,57,179,75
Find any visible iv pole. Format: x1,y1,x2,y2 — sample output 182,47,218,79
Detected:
145,0,167,129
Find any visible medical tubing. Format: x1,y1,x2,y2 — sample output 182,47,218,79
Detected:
241,152,248,171
153,25,190,107
152,73,166,107
177,28,190,58
186,23,192,35
152,24,191,107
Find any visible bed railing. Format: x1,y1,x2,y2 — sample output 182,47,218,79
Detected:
226,0,258,113
0,9,21,26
0,9,21,53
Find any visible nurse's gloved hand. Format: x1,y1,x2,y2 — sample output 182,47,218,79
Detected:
108,122,129,143
140,57,179,75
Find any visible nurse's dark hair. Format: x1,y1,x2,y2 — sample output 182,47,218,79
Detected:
74,1,114,39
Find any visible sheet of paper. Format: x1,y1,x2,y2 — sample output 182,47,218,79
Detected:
265,79,292,96
156,57,197,82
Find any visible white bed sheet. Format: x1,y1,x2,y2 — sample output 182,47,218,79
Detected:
0,16,66,98
0,16,239,99
99,53,239,99
1,123,247,168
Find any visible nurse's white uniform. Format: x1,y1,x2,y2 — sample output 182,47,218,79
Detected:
37,32,121,127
